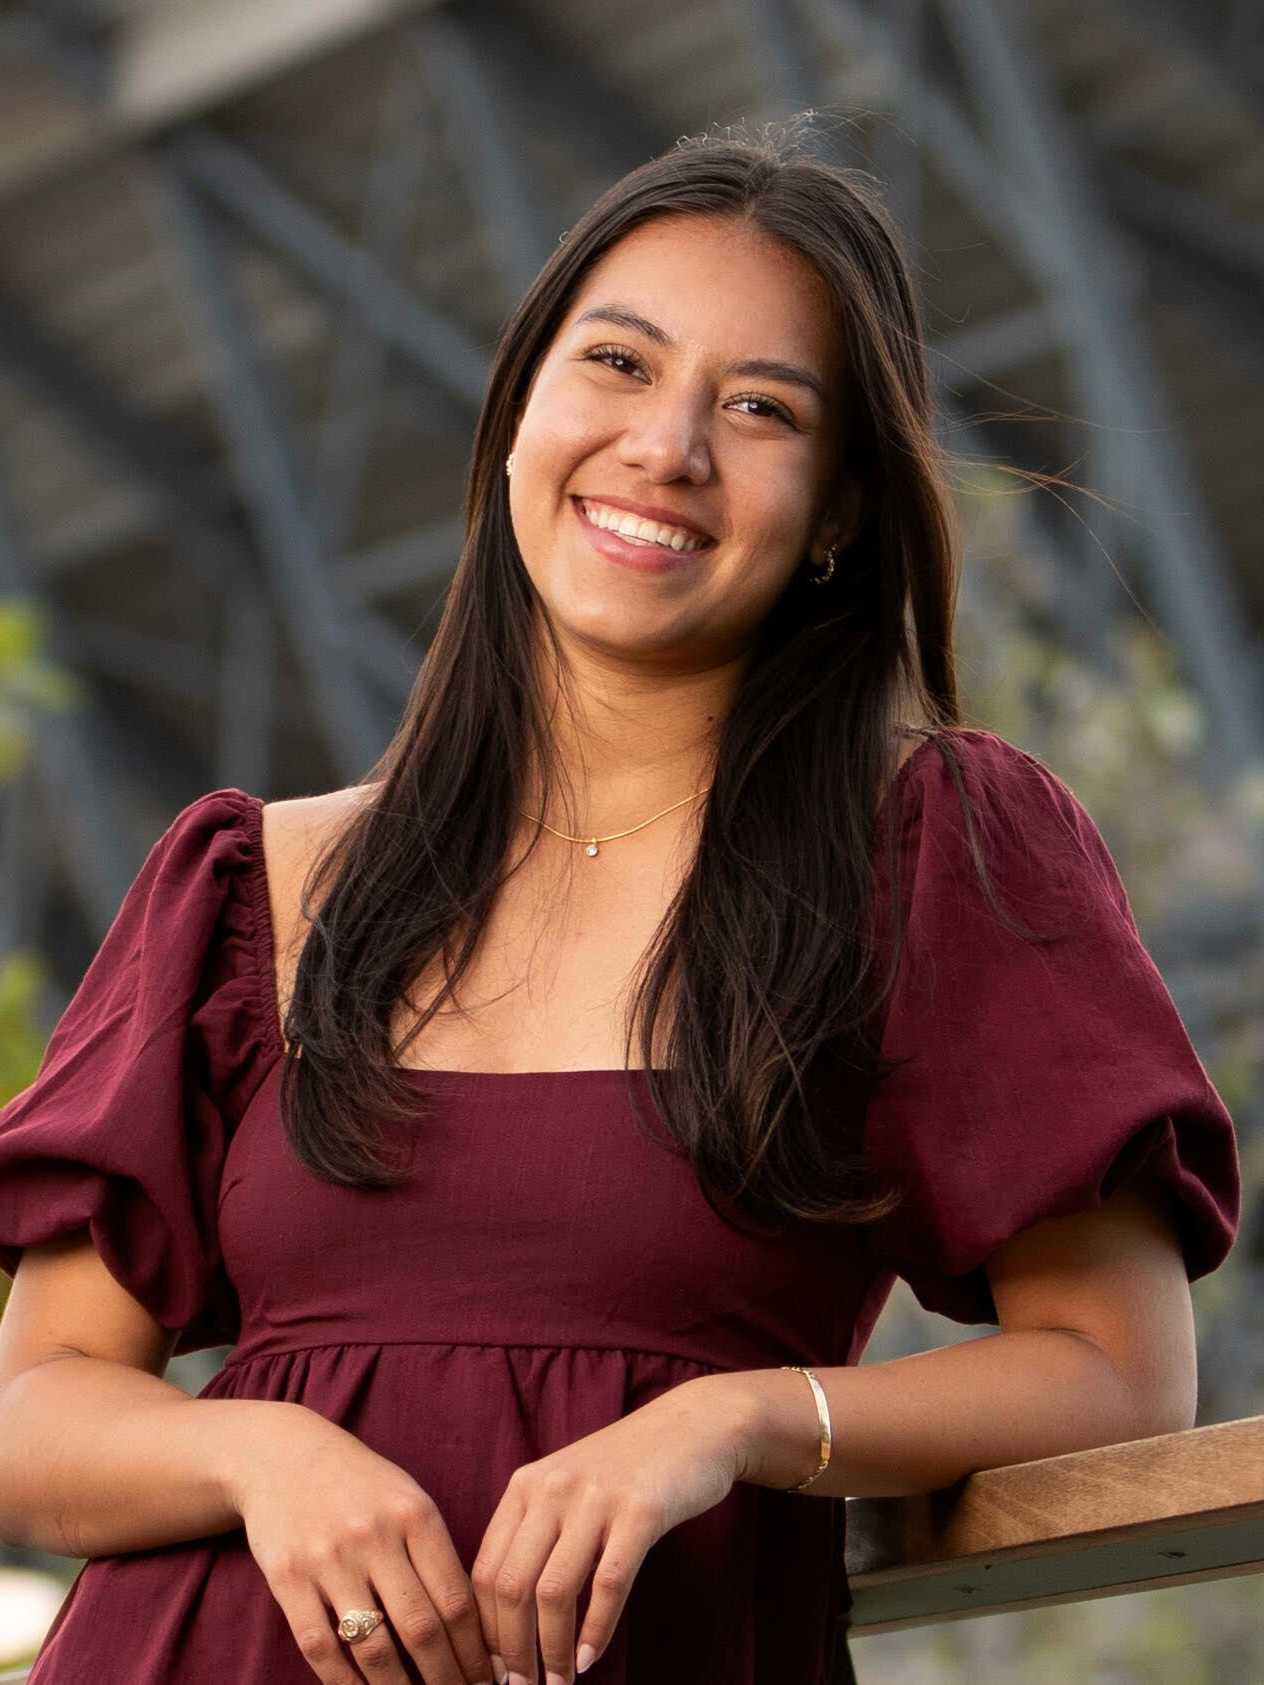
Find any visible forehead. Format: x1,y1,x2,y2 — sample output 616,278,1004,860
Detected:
561,214,842,382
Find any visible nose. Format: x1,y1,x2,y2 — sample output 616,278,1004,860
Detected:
615,383,712,485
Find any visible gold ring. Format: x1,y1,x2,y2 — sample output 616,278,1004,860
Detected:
337,1608,385,1644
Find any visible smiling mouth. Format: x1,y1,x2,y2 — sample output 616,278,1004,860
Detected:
575,497,712,553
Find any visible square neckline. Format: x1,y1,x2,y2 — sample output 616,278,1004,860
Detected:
243,732,938,1080
243,795,646,1080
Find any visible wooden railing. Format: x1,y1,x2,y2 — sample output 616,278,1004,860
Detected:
4,1418,1262,1684
841,1413,1264,1671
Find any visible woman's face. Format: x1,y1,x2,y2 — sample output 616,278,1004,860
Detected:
507,213,852,674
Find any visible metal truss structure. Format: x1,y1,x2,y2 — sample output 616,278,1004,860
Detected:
0,0,1262,998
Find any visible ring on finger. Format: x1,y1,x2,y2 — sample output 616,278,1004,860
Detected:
337,1607,386,1644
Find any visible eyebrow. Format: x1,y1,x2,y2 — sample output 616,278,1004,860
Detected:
573,304,830,404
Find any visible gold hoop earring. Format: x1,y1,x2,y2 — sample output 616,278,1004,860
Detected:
810,544,838,586
505,452,516,477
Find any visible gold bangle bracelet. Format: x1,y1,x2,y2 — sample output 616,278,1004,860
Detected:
780,1365,833,1493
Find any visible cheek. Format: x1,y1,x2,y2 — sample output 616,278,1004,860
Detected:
727,467,818,574
515,375,608,480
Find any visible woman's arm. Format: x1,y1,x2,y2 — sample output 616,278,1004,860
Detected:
0,1232,249,1555
0,1235,496,1685
726,1178,1197,1496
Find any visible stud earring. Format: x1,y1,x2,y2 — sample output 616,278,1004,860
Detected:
505,452,516,477
810,543,838,586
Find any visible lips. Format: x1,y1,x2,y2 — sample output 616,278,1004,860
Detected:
573,496,715,552
571,495,714,575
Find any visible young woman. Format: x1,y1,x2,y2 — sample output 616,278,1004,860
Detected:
0,133,1238,1685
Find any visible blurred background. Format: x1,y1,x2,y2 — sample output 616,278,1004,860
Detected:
0,0,1261,1677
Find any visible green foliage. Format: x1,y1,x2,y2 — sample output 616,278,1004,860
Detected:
0,599,76,781
0,950,46,1107
0,599,70,1317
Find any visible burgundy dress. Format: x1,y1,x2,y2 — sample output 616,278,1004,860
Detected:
0,730,1239,1684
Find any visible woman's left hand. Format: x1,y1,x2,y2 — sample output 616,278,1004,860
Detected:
470,1373,752,1684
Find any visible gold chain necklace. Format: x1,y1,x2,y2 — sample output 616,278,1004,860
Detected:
520,787,711,857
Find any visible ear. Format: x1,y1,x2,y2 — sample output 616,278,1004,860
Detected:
807,477,865,568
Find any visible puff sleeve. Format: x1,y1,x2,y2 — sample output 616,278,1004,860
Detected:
863,731,1239,1324
0,790,276,1353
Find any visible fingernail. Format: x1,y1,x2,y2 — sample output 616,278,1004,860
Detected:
576,1645,597,1674
490,1658,508,1685
547,1674,568,1685
508,1674,531,1685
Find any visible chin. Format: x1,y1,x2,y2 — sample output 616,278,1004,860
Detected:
552,596,706,662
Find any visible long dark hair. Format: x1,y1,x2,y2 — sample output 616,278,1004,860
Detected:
282,127,961,1226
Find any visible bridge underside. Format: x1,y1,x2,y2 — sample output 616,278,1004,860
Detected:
0,0,1260,982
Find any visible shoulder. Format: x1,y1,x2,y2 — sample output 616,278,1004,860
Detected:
260,785,373,865
892,728,1130,922
898,727,1091,841
261,784,378,975
102,787,264,932
150,786,261,864
900,726,1066,795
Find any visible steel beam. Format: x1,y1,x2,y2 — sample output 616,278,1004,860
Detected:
733,0,872,170
165,124,490,412
0,465,135,938
413,11,553,305
215,587,275,793
1136,239,1264,399
455,0,664,183
111,0,431,133
730,0,818,114
0,291,246,594
1100,159,1264,285
934,0,1264,775
1224,0,1264,65
59,616,218,706
347,609,420,710
0,10,106,104
796,2,1095,310
334,514,465,604
870,0,927,251
0,283,405,775
151,160,388,784
48,2,145,18
0,0,438,207
794,0,1264,779
1098,0,1264,151
310,39,435,557
930,304,1061,387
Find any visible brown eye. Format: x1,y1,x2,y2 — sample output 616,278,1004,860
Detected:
585,344,647,379
728,392,795,424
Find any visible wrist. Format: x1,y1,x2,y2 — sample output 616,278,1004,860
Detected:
212,1400,331,1519
684,1369,826,1490
678,1371,767,1484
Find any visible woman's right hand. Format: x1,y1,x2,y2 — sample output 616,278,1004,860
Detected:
227,1402,495,1685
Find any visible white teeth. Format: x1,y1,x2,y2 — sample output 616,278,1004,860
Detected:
581,500,705,552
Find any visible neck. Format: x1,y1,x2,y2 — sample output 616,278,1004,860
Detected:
529,636,743,829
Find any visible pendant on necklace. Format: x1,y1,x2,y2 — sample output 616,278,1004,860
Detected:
586,841,599,857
